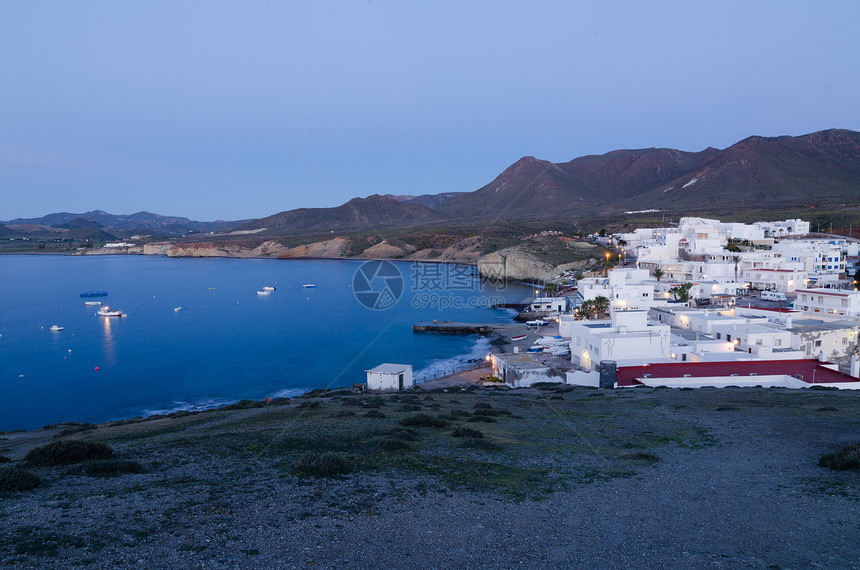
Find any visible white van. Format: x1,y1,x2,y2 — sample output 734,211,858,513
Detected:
761,291,787,302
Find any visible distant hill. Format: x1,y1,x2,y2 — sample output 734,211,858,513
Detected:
438,128,860,219
238,194,445,234
2,210,244,235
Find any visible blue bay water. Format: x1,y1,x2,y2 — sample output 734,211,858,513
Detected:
0,255,532,430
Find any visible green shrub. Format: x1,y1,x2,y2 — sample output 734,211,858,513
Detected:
620,451,661,462
451,427,484,439
296,400,320,410
330,410,356,418
366,437,411,452
819,443,860,471
387,427,418,441
53,422,97,439
68,459,145,477
0,465,41,492
0,455,11,463
400,414,448,428
364,409,386,419
25,441,114,466
473,402,493,410
399,404,422,412
467,416,496,423
294,452,350,477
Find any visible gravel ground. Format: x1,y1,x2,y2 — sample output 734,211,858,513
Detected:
0,386,858,569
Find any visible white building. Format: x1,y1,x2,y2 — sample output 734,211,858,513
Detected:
771,239,846,278
490,353,563,388
743,268,806,292
365,363,414,391
710,322,801,359
529,297,569,314
577,268,656,311
793,289,860,317
569,310,671,370
755,219,810,237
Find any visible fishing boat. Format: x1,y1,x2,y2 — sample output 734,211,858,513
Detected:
302,284,316,288
96,306,125,317
49,325,64,332
511,334,527,341
83,301,102,306
262,286,276,291
80,291,108,298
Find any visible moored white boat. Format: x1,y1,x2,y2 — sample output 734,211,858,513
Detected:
96,306,125,317
262,286,276,291
257,290,271,295
174,306,184,312
511,334,527,341
302,284,316,288
49,325,64,331
526,320,547,326
84,301,102,306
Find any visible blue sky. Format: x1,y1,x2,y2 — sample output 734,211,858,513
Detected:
2,1,858,221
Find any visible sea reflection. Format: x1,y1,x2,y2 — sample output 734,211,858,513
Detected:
100,315,116,365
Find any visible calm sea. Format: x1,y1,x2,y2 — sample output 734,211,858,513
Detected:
0,255,532,430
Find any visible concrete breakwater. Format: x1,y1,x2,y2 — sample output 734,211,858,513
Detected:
413,321,507,334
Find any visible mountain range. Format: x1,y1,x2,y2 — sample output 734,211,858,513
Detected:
4,129,860,238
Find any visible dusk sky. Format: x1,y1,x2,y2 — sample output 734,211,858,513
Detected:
2,1,858,221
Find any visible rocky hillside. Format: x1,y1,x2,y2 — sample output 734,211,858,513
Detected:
237,195,445,234
439,128,860,219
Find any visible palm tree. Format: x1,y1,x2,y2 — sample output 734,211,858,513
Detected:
732,255,741,283
575,300,594,320
670,283,694,302
542,283,559,297
653,268,664,283
592,296,610,318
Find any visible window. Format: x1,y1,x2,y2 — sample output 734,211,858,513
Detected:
775,339,781,346
756,339,763,345
716,333,721,339
727,334,732,342
814,340,822,347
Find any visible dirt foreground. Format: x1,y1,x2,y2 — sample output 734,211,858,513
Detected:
1,385,858,569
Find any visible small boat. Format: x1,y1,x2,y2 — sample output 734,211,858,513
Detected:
511,334,527,341
96,306,125,317
262,286,276,291
302,284,316,288
257,290,271,295
84,301,102,306
174,307,184,312
526,320,547,327
49,325,64,332
80,291,108,298
527,346,546,353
